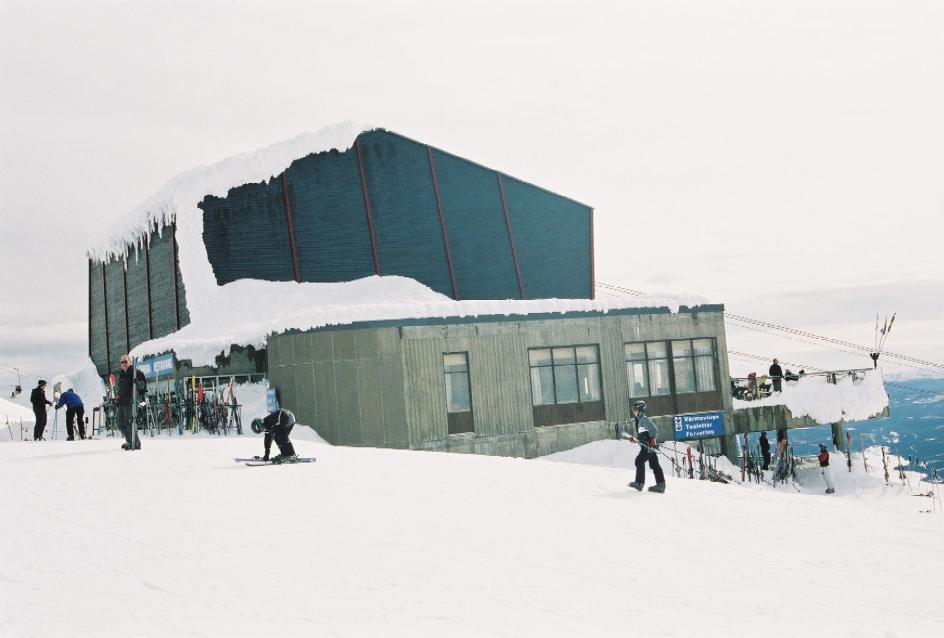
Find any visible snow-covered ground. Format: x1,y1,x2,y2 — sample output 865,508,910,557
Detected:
2,432,941,637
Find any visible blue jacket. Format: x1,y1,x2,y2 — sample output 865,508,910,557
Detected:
56,390,84,409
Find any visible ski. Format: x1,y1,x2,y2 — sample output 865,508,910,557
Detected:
242,457,316,466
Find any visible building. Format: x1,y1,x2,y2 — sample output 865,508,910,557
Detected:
87,123,736,458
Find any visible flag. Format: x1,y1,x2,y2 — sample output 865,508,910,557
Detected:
886,313,896,334
880,315,888,335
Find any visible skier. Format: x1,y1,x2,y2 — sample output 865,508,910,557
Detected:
626,400,666,493
769,358,784,393
818,444,835,494
759,431,771,470
250,408,298,464
30,380,53,441
55,388,86,440
116,355,146,450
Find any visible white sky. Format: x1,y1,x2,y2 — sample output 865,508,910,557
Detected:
1,0,942,387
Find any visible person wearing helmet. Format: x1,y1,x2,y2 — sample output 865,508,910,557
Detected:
817,444,835,494
251,408,298,464
626,400,666,493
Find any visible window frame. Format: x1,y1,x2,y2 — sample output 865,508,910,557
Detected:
528,344,603,407
442,351,474,435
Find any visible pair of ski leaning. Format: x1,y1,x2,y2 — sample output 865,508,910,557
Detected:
623,400,666,493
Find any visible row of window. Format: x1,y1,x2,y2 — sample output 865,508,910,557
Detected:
442,339,719,432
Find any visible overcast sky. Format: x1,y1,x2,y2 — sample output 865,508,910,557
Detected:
1,0,942,392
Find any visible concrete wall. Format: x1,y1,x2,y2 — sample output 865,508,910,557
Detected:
267,306,733,459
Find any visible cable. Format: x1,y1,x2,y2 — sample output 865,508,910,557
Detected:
595,280,944,374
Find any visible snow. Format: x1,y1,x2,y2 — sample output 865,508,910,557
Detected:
50,360,108,408
129,274,709,367
2,435,941,637
733,370,889,423
0,396,34,440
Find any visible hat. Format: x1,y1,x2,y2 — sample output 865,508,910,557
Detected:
38,379,47,386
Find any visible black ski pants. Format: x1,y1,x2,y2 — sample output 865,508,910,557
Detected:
66,406,86,439
33,407,47,440
634,446,665,486
117,403,141,449
265,420,296,457
761,450,771,470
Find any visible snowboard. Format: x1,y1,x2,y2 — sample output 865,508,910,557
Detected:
236,457,316,466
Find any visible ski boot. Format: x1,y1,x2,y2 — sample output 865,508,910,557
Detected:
825,488,835,494
270,454,299,464
627,481,644,491
648,483,666,493
121,442,131,450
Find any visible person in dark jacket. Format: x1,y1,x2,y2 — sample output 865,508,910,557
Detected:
626,400,666,493
769,358,784,392
55,388,86,440
759,431,771,470
30,380,53,441
818,444,835,494
250,408,298,463
116,355,146,450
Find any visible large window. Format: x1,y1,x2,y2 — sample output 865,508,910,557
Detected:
624,338,720,416
529,345,605,427
529,345,601,405
443,353,473,434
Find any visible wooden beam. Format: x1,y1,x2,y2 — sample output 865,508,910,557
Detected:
427,147,459,300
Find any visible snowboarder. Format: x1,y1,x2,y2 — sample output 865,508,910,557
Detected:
30,380,53,440
626,400,666,493
55,388,86,440
818,444,835,494
116,355,146,450
251,408,298,464
769,358,783,392
759,431,771,470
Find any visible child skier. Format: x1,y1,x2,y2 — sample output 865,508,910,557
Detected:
818,444,835,494
250,408,298,464
626,400,666,493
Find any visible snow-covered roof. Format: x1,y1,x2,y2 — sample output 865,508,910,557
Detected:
733,371,889,423
129,274,715,368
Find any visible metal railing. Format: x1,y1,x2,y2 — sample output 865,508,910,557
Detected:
731,368,872,401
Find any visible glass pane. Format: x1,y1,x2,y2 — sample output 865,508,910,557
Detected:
530,366,556,405
624,342,646,361
695,355,717,391
552,347,576,365
578,363,602,402
529,348,552,367
693,339,713,356
576,345,599,364
671,340,693,356
648,359,671,396
646,341,667,359
553,364,579,403
627,361,649,397
445,372,471,412
674,356,696,393
443,353,468,373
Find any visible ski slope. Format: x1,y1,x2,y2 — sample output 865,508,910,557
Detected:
1,431,941,637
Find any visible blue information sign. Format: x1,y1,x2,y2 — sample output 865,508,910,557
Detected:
266,388,280,413
673,411,725,441
137,353,176,380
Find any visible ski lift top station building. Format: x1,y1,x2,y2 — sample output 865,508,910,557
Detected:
88,123,734,457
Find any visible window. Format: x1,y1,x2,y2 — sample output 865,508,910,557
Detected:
443,353,473,434
444,353,471,412
645,342,672,396
625,341,671,397
692,339,717,392
529,345,602,406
